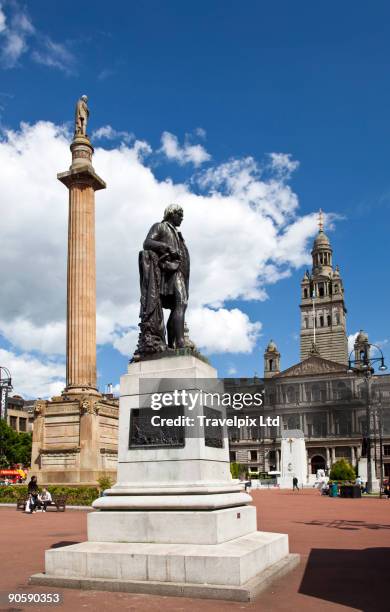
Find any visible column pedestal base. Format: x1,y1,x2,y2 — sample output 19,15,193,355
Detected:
30,534,299,602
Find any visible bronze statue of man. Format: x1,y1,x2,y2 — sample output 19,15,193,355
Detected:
75,95,89,137
135,204,190,357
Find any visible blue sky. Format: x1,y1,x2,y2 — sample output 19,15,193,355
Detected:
0,1,389,397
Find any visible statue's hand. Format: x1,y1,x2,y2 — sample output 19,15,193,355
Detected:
168,247,180,259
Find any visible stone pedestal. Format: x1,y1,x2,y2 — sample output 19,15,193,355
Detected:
30,395,118,485
357,458,380,492
278,429,307,488
30,132,119,485
31,355,299,600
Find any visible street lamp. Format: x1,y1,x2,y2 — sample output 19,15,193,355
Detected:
347,342,387,494
0,366,13,466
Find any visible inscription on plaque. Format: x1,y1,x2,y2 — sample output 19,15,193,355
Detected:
204,406,224,448
129,406,185,449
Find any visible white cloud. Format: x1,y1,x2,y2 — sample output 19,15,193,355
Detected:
0,348,65,399
269,153,300,177
0,2,74,71
348,332,359,354
92,125,134,144
187,308,261,354
31,38,75,74
160,131,211,166
111,328,139,356
0,319,66,355
195,127,206,139
0,120,327,395
0,6,6,33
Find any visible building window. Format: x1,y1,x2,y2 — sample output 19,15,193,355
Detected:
10,416,17,430
319,316,324,327
327,315,331,326
269,359,273,371
286,414,300,430
287,386,296,403
334,284,339,293
311,385,320,402
230,451,237,462
304,288,308,298
335,446,351,460
229,428,240,442
383,445,390,457
335,413,352,436
19,418,27,432
319,285,324,297
249,450,257,461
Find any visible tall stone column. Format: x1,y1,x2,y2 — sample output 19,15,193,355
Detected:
58,135,105,395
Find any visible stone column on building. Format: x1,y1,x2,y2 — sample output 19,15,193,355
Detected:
326,447,330,469
351,446,356,466
276,448,280,471
58,132,106,395
331,447,336,464
356,445,361,461
306,449,310,479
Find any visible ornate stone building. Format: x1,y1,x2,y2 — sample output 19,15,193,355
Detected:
228,215,390,482
300,210,348,364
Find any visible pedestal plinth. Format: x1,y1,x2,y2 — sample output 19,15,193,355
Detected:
31,355,298,600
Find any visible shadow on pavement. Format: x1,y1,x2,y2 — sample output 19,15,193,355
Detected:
296,519,390,530
50,541,80,549
299,547,389,612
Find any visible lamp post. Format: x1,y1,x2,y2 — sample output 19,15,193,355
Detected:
0,366,13,466
347,343,387,494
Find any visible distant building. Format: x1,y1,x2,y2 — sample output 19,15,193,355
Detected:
228,213,390,482
6,396,34,433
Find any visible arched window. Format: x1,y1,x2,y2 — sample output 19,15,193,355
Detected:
319,285,324,297
319,316,324,327
269,359,273,372
334,284,339,293
327,315,331,326
304,288,308,298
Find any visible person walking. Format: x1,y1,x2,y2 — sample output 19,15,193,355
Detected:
293,476,299,491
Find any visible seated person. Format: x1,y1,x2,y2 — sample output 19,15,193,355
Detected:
38,488,52,511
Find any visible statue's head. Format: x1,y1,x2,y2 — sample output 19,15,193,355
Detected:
163,203,183,227
81,94,88,102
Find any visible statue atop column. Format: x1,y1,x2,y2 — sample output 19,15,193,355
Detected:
134,204,190,359
75,95,89,137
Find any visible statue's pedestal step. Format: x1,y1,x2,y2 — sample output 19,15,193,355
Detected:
88,506,257,544
30,533,299,602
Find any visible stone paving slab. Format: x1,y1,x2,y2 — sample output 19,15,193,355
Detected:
1,489,389,611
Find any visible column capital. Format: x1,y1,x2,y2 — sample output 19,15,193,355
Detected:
57,166,106,191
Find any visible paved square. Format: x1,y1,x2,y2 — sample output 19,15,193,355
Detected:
0,489,388,611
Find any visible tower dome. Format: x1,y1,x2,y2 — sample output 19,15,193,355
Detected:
356,330,369,343
266,339,278,352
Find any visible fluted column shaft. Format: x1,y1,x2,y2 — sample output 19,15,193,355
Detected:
66,181,97,390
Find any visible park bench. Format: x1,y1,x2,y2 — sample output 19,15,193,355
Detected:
16,492,67,512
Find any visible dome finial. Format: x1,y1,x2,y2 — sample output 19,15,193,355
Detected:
318,208,324,232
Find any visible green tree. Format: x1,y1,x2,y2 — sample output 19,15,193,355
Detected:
0,419,32,467
329,458,355,481
230,462,246,479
